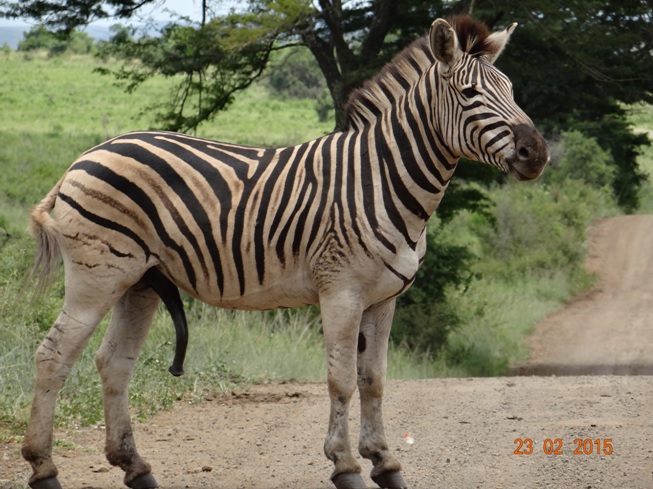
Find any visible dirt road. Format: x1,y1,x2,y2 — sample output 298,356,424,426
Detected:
511,215,653,376
2,215,653,489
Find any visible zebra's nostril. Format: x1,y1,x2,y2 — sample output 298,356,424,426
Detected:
518,146,530,160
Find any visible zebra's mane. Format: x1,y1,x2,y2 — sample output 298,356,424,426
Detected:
343,16,491,129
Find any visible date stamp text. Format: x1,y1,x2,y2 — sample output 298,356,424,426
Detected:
514,438,613,456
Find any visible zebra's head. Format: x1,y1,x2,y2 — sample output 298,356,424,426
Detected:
429,17,549,180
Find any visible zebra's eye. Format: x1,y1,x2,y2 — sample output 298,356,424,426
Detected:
461,86,480,98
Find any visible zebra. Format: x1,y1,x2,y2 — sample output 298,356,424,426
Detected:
21,15,548,489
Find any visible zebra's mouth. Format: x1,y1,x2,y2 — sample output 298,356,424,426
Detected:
508,163,546,181
505,124,549,180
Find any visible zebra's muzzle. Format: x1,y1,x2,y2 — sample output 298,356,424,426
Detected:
506,123,549,181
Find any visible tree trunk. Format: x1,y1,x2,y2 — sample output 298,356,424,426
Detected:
302,0,400,129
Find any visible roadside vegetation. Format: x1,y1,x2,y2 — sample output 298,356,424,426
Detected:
631,103,653,213
1,41,651,432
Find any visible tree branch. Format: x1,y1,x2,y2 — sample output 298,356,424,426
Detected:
360,0,398,61
317,0,356,71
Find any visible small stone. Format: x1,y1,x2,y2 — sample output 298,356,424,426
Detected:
201,465,213,472
93,465,110,473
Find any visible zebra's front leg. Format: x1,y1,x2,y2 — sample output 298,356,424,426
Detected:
22,296,113,489
358,299,406,489
95,285,161,489
320,291,367,489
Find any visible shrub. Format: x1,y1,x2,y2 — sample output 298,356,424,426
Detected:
18,25,96,56
473,179,615,280
545,130,615,189
265,46,326,100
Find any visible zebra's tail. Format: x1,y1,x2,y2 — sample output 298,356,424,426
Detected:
27,174,66,295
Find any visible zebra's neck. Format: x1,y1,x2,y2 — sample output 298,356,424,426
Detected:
344,68,459,249
341,35,462,232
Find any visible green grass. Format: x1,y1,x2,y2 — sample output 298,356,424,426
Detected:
0,50,332,145
440,272,588,375
0,52,165,135
200,85,333,146
0,50,334,207
629,103,653,213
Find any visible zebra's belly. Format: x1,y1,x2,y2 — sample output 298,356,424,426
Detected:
190,268,320,311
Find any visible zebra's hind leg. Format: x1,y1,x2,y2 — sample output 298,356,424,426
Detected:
357,299,406,489
95,283,162,489
320,291,367,489
22,289,117,489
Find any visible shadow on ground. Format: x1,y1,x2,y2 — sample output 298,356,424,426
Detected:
508,363,653,376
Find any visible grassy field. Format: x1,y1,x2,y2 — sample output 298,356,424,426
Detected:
0,51,333,143
1,50,651,433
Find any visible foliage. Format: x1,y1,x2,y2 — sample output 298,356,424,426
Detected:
431,174,619,375
475,0,653,210
264,45,333,121
0,0,154,34
544,130,615,189
576,112,649,211
95,20,278,132
265,45,326,99
18,25,96,55
478,180,615,278
436,179,493,223
393,129,622,356
4,1,652,209
267,48,326,99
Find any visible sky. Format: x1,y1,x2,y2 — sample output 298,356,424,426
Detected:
0,0,240,26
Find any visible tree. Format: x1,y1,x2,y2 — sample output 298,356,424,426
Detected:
469,0,653,210
2,0,653,207
0,0,154,34
95,18,280,131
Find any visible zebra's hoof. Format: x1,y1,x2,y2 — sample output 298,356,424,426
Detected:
30,476,63,489
332,472,367,489
126,473,159,489
372,470,407,488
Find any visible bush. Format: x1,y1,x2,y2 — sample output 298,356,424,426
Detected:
392,129,621,369
18,25,96,56
473,179,615,280
544,130,615,189
265,46,326,100
264,46,333,122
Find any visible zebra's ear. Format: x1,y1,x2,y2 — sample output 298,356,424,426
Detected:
485,22,518,64
429,18,462,72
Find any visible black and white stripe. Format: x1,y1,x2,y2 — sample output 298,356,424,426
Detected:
58,25,535,307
